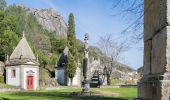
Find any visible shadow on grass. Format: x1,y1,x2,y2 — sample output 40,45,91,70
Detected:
0,91,134,100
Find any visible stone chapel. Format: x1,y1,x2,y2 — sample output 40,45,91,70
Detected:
55,47,81,86
5,32,39,90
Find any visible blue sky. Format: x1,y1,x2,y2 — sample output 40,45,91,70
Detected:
6,0,143,69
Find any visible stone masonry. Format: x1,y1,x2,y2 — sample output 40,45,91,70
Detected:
138,0,170,100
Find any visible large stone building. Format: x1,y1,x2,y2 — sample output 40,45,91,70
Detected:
138,0,170,99
5,32,39,90
55,47,81,86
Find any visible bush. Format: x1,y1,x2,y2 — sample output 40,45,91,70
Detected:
0,76,4,83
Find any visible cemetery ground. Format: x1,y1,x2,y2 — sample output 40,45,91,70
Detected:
0,86,137,100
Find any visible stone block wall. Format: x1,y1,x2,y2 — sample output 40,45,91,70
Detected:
144,0,166,41
139,0,170,100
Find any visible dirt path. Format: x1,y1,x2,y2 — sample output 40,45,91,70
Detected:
92,89,120,97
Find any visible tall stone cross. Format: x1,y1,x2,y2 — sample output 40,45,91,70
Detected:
138,0,170,100
82,33,90,93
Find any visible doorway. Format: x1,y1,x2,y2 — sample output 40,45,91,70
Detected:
27,76,33,90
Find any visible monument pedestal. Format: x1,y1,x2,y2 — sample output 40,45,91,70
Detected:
81,80,90,95
138,73,170,100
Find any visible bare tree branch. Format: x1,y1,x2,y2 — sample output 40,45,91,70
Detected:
97,33,127,85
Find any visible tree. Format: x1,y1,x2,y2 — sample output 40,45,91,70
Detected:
1,29,19,55
0,10,18,61
67,55,76,85
112,0,144,42
66,13,78,85
97,33,126,85
0,0,6,10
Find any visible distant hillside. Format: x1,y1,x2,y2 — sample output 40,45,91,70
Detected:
77,39,134,72
3,4,133,80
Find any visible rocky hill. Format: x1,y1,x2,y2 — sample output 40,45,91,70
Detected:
17,4,67,37
31,9,67,37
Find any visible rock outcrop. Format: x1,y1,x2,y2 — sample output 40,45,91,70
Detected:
18,5,67,37
31,9,67,37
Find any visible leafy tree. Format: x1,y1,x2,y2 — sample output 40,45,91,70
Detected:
0,10,18,61
1,29,19,55
66,55,76,85
50,37,67,54
66,13,78,85
0,0,6,10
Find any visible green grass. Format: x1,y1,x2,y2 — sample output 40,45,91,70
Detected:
0,83,16,89
0,87,137,100
95,88,137,98
111,79,125,85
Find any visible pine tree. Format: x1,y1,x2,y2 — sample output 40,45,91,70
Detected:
66,13,77,85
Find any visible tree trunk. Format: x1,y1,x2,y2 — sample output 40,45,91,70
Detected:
107,74,111,85
70,78,73,86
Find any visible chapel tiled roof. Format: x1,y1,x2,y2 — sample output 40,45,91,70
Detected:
6,32,38,66
57,46,69,68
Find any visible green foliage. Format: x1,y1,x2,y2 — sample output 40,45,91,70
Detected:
67,13,77,59
66,13,78,82
39,67,51,80
66,56,76,80
50,36,67,54
0,83,16,88
0,76,4,83
2,30,19,54
34,48,49,67
5,6,52,53
0,0,6,10
0,10,18,61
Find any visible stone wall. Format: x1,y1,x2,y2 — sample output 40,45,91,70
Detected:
138,0,170,100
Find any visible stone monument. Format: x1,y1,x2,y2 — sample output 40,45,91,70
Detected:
138,0,170,100
82,33,90,93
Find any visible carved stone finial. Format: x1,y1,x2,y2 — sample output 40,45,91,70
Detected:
22,31,25,38
84,33,89,41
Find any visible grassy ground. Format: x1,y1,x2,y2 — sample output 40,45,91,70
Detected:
111,79,126,85
0,83,17,89
0,87,137,100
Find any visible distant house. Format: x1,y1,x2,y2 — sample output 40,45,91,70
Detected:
55,47,81,86
5,32,39,90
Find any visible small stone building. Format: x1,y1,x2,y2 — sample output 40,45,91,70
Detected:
5,33,39,90
55,47,81,86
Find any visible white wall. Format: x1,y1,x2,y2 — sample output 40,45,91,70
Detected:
6,66,20,86
23,65,39,90
56,69,65,85
67,67,81,87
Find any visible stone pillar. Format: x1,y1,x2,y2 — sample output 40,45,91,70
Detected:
138,0,170,100
82,33,90,93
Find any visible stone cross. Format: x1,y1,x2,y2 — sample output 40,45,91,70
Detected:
82,33,90,93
